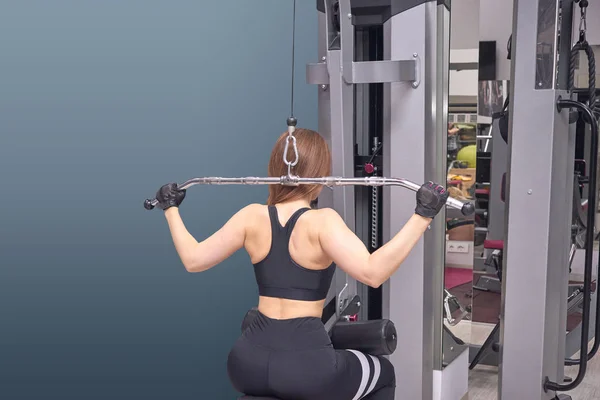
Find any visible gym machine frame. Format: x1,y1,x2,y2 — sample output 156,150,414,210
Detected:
307,1,453,399
499,0,600,398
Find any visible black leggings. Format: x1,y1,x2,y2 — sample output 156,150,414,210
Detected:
227,311,395,400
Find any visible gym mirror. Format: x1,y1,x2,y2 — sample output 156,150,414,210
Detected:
466,79,509,373
441,1,480,368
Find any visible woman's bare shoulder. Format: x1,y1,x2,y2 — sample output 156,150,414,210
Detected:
308,207,344,227
243,203,266,211
224,204,267,233
238,203,269,222
311,207,341,219
239,203,267,217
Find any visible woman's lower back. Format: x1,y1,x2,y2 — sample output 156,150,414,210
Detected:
257,296,326,319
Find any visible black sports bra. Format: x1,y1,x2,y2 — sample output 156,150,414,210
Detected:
252,206,336,301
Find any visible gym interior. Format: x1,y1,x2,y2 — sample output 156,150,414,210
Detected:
1,0,600,399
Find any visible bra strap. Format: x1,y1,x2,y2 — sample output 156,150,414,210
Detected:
267,205,282,233
283,207,311,236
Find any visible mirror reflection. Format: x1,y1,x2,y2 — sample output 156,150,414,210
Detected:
441,20,480,366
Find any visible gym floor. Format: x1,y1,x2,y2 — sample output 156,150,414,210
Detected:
449,247,600,399
450,321,600,399
449,317,600,399
464,346,600,399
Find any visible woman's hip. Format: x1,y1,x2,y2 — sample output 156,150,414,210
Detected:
241,310,332,350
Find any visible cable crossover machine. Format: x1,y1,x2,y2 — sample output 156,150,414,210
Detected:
142,0,474,217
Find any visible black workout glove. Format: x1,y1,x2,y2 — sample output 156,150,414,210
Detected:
155,183,186,211
415,181,449,219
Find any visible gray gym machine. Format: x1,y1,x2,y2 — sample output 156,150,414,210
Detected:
308,0,600,400
499,0,599,399
307,1,459,399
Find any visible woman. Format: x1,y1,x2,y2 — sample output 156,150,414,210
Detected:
153,129,448,400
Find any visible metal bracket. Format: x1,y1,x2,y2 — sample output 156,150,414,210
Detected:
412,53,421,88
339,295,362,322
311,0,421,88
306,62,329,85
307,60,418,85
348,60,417,84
337,283,349,313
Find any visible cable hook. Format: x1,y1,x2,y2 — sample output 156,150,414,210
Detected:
579,0,588,43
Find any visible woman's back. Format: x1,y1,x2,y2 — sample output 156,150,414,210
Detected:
243,201,335,320
151,127,449,399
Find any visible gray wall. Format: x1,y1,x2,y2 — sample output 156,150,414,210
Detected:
450,0,513,78
450,0,480,50
0,1,317,399
479,0,513,80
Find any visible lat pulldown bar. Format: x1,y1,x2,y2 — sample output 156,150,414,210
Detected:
143,176,475,216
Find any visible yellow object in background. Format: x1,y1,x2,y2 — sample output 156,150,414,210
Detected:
456,145,477,168
448,167,477,196
449,175,473,181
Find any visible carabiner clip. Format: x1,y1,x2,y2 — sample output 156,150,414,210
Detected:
579,7,587,43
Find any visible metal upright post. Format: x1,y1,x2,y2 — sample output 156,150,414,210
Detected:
308,0,423,329
314,0,359,327
381,2,449,399
308,2,453,398
499,0,574,399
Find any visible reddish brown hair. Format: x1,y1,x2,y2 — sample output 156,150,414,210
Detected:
267,128,331,205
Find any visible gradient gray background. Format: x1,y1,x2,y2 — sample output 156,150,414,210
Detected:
0,1,317,398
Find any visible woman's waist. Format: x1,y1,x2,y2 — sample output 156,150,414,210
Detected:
258,296,325,319
241,309,332,350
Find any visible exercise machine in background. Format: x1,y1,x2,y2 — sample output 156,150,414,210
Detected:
500,0,600,398
307,0,600,399
306,1,454,399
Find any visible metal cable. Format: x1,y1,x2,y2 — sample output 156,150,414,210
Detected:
282,0,299,176
289,0,297,118
587,45,599,118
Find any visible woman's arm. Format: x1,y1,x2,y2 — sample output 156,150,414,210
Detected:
319,210,431,288
319,182,448,288
164,205,256,273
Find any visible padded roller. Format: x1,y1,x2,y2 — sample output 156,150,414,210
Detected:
330,319,397,356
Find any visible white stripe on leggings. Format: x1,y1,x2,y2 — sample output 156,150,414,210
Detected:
363,355,381,397
347,350,381,400
347,349,370,400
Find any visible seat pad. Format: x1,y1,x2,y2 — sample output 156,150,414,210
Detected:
484,240,504,250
